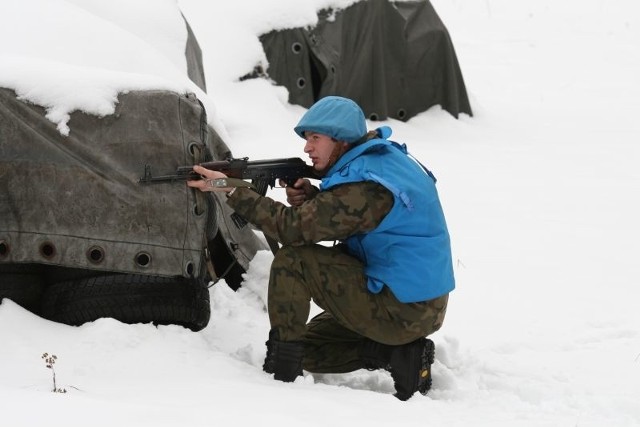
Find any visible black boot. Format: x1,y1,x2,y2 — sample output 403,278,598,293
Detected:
262,329,277,374
361,337,435,401
262,329,304,382
389,337,435,401
360,339,393,370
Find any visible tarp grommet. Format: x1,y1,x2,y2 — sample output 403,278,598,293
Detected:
296,77,306,89
193,203,205,217
188,141,200,157
87,246,105,264
134,252,151,268
39,241,56,260
0,240,9,259
368,112,379,121
291,42,303,54
185,261,195,277
397,109,407,120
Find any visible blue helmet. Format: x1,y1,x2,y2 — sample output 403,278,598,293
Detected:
294,96,367,143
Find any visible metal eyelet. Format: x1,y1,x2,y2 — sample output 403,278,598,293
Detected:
86,246,105,264
185,261,195,277
291,42,303,54
134,251,151,268
39,241,56,260
0,240,9,259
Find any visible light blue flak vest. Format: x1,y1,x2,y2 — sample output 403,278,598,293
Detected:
320,135,455,303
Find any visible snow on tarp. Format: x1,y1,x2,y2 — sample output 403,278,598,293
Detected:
0,0,263,280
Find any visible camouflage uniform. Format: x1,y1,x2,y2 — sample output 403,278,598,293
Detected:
226,181,449,373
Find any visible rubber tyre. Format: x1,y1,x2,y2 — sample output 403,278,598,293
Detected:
41,273,211,331
0,264,46,314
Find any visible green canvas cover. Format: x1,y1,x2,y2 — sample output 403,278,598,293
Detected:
0,14,264,284
258,0,472,121
0,88,262,280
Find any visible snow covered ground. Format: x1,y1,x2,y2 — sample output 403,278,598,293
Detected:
1,0,639,426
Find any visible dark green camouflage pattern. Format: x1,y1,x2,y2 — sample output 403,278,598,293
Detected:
226,181,393,244
269,244,448,373
227,180,449,373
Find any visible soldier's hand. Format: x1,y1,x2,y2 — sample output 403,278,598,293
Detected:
279,178,317,207
187,165,232,193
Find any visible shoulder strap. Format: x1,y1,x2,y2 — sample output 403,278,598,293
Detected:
388,140,438,183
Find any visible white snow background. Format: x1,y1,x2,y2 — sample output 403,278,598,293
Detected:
1,0,639,426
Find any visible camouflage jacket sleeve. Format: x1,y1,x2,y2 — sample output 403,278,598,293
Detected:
225,181,394,246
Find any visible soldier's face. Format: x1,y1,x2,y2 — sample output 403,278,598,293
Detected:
303,132,339,171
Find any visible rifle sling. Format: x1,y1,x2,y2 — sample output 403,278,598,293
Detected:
265,235,280,255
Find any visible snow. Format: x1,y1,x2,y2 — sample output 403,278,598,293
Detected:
1,0,640,426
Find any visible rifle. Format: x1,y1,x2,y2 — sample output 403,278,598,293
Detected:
139,157,318,196
139,157,318,256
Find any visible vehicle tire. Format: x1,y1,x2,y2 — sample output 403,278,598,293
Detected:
41,273,211,331
0,264,46,314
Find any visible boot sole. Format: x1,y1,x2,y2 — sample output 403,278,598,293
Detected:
418,338,435,395
392,337,435,400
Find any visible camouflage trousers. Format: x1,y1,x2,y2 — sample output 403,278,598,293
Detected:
268,244,449,374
